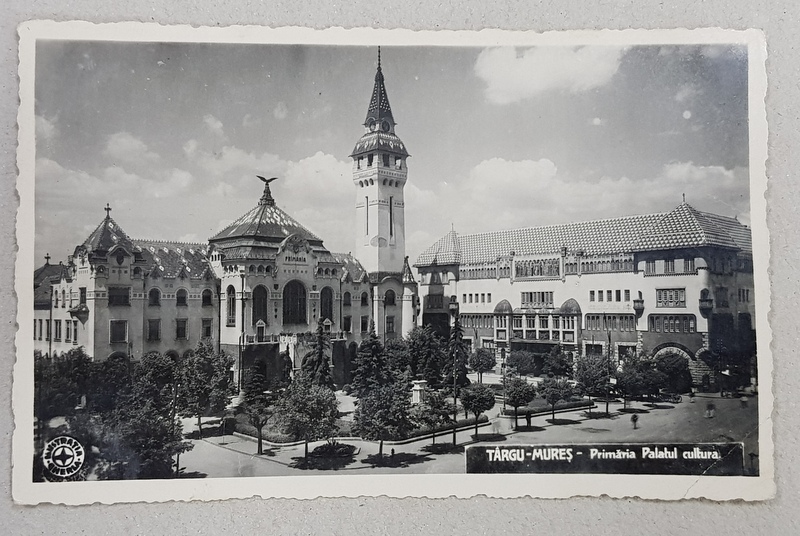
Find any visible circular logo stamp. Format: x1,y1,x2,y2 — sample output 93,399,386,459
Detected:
42,435,85,479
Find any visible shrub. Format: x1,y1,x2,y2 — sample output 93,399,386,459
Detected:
311,440,356,458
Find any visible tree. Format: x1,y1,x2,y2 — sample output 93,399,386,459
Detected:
89,352,192,479
351,323,392,398
301,318,334,389
459,384,496,437
384,337,411,377
615,352,667,407
468,348,497,383
654,353,693,394
506,351,538,376
277,372,339,459
410,388,454,444
543,345,573,378
353,382,413,457
504,377,536,429
34,347,93,421
178,342,234,439
241,359,278,455
444,319,470,389
540,377,574,420
574,353,610,415
406,326,446,386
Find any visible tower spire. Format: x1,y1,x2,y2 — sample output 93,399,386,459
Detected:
364,46,394,127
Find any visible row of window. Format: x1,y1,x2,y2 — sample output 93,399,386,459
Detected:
570,258,635,274
520,291,554,307
585,314,637,332
34,319,79,344
141,318,214,342
738,288,751,303
52,287,88,309
648,315,697,333
225,282,336,327
342,290,395,306
589,289,631,303
356,153,404,171
656,288,686,308
461,292,493,304
147,288,214,307
460,265,497,280
644,258,696,275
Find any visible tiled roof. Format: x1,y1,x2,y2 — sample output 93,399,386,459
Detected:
633,203,741,252
350,131,409,158
33,262,67,309
333,252,367,283
209,185,322,245
81,216,135,254
415,203,752,267
134,240,212,280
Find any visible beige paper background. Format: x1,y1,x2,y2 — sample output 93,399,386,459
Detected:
1,1,797,534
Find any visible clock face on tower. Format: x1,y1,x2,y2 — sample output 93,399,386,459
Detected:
369,121,377,132
381,121,390,132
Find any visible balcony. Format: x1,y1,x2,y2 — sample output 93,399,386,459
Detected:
699,298,714,317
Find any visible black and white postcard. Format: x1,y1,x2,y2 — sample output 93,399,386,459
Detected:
13,22,772,503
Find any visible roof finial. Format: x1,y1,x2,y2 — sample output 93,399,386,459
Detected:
257,176,278,206
377,46,381,70
104,203,112,219
44,253,51,265
682,193,686,203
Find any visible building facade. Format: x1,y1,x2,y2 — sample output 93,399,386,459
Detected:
33,54,419,388
414,202,756,388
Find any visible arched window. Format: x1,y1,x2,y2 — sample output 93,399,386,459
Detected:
201,289,213,306
176,288,188,307
253,285,269,326
360,292,369,307
149,288,161,306
384,289,396,306
343,292,351,306
226,285,236,326
283,280,307,325
320,287,334,322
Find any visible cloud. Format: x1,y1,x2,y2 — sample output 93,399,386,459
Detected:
196,145,286,179
104,132,160,164
409,159,750,262
273,102,289,120
183,139,198,157
242,113,260,128
591,117,603,126
203,114,226,139
474,46,626,104
35,115,58,142
674,84,700,103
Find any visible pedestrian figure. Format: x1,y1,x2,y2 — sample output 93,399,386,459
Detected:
709,402,716,418
631,413,639,430
390,448,395,461
740,396,749,409
705,402,713,418
525,413,532,429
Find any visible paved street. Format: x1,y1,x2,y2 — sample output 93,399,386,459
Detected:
178,393,759,478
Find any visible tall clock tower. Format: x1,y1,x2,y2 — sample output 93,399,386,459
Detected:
350,49,409,275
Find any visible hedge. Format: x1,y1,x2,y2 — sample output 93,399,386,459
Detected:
501,399,593,417
405,414,489,440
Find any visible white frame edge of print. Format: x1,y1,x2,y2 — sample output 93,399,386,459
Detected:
13,21,773,504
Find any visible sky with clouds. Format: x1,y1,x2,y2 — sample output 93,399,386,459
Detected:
34,41,750,266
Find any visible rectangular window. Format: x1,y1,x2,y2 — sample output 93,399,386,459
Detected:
108,287,130,306
357,156,363,169
360,315,370,333
539,316,549,329
386,316,395,333
53,320,61,341
645,260,656,274
512,316,523,329
110,320,127,343
624,289,631,301
176,319,188,340
38,319,43,341
148,319,161,341
665,259,675,274
598,290,603,302
685,258,695,272
463,294,467,303
343,315,352,333
469,294,473,303
389,196,394,237
589,290,595,302
481,293,485,303
656,288,686,308
487,293,492,303
202,318,213,338
552,316,560,329
79,287,87,305
367,154,374,167
45,320,51,341
382,153,390,167
73,321,78,344
607,290,613,302
615,290,621,302
395,156,402,169
65,320,71,342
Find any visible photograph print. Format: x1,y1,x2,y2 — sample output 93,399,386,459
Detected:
14,23,772,503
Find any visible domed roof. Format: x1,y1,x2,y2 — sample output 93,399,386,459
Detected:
493,299,513,315
559,298,582,315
